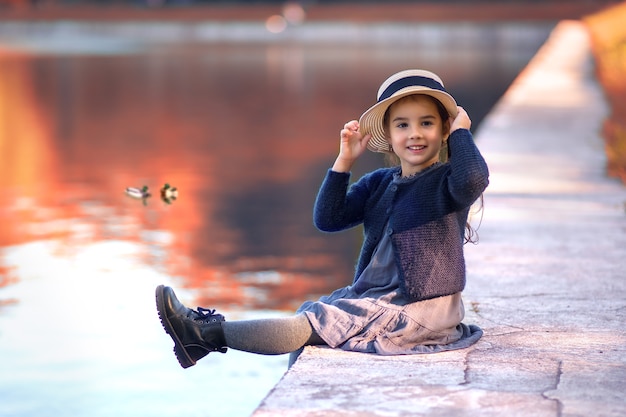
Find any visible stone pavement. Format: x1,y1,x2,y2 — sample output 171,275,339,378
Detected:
251,20,626,417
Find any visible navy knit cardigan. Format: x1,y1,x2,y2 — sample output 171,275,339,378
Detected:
313,128,489,302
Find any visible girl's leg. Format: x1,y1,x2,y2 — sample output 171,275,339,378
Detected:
223,313,324,355
288,330,325,368
156,285,325,368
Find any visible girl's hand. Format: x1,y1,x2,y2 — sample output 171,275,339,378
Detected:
332,120,371,173
450,106,472,132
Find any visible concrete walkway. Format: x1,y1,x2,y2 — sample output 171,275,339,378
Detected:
252,20,626,417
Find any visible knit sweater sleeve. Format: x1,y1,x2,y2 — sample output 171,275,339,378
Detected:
313,169,377,232
446,128,490,207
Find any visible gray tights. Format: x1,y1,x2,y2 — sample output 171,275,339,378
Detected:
222,313,325,367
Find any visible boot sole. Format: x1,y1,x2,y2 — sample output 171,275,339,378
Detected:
155,285,195,369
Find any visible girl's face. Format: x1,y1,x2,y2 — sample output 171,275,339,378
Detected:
386,95,449,177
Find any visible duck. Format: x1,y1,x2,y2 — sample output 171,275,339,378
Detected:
160,183,178,204
125,185,151,206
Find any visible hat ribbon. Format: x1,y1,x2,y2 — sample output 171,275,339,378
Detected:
378,76,447,102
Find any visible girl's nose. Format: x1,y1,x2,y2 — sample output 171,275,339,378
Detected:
409,126,422,139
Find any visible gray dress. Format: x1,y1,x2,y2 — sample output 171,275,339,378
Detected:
298,223,482,355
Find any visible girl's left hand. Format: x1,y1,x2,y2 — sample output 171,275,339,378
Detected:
450,106,471,132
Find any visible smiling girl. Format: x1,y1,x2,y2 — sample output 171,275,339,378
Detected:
155,69,489,369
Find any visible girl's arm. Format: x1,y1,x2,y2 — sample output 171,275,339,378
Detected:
446,107,490,206
314,120,373,232
313,171,362,232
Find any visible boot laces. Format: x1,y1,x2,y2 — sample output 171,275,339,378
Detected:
189,306,225,324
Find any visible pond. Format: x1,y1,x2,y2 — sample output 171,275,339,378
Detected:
0,20,552,417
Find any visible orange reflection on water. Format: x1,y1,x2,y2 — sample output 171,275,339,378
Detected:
0,47,368,311
0,54,57,246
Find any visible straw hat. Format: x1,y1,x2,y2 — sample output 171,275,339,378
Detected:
359,69,459,153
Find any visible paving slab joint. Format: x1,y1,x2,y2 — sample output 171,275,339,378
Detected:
541,360,564,417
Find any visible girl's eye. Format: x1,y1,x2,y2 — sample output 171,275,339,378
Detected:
396,122,408,128
422,121,434,127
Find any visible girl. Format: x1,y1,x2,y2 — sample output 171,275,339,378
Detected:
155,69,489,369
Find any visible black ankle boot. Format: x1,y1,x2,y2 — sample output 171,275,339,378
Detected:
155,285,227,369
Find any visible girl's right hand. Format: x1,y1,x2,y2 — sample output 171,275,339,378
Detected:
332,120,371,173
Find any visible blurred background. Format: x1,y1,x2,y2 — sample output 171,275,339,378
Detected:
0,1,620,417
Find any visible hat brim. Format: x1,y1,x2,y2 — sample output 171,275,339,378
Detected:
359,88,458,153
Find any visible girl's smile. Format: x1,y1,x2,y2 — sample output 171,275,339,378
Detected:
387,95,449,177
407,144,427,153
